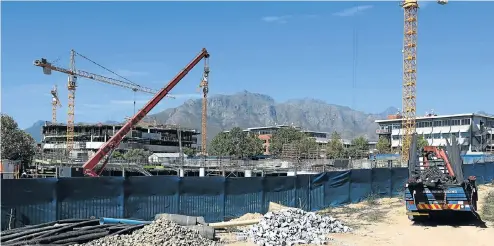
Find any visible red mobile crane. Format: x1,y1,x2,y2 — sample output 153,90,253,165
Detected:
82,48,210,177
421,146,455,177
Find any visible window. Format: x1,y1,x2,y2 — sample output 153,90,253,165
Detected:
443,119,451,126
392,135,400,140
433,133,441,139
451,119,461,126
452,132,459,138
442,133,450,139
460,132,469,138
433,120,443,127
461,119,471,125
424,134,432,139
392,124,401,129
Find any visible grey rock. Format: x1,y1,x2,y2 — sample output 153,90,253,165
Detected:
245,208,351,246
74,219,217,246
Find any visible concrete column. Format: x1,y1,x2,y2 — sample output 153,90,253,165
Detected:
179,168,184,177
199,168,205,177
122,167,125,177
245,170,252,177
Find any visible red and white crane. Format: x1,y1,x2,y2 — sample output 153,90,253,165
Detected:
82,48,210,177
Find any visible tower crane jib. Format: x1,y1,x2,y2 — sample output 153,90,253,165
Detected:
34,51,175,156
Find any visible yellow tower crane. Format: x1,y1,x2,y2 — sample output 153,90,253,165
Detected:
199,58,210,156
50,85,62,123
400,0,448,164
34,50,174,154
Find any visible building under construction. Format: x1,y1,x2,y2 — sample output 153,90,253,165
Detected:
41,121,200,159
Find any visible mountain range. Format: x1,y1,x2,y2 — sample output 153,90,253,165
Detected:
24,91,491,143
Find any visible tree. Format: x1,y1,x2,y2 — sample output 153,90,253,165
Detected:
417,135,429,151
376,137,391,154
269,127,309,156
111,150,125,159
348,136,369,158
326,131,345,158
297,137,320,159
209,132,232,156
183,147,197,157
1,114,36,168
208,127,264,158
123,149,152,162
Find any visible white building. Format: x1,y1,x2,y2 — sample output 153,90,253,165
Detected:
148,153,188,164
375,113,494,153
41,122,199,159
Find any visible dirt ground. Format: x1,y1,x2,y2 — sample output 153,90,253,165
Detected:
221,184,494,246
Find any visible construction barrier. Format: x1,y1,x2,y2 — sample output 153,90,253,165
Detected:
2,162,494,230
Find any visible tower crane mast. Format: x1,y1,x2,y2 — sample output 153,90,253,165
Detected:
199,59,210,156
400,0,447,164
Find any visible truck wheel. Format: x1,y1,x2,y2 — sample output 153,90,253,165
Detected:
408,214,427,222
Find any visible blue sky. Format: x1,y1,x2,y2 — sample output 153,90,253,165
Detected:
2,1,493,129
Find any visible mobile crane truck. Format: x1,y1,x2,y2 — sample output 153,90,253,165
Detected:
405,134,480,221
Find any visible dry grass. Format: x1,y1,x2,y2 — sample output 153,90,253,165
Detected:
317,194,394,229
481,190,494,222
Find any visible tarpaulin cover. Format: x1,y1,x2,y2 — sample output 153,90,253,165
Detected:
224,177,263,220
349,169,372,203
371,168,392,196
1,178,57,229
391,168,408,196
56,177,124,220
295,175,311,211
179,176,225,222
322,171,351,207
124,176,180,220
263,176,297,211
2,162,494,230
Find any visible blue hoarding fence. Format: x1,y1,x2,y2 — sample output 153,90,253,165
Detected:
2,162,494,230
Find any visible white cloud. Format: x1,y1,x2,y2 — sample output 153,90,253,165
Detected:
333,5,373,17
261,15,293,24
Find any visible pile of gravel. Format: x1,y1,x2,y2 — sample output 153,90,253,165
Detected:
74,219,218,246
418,166,457,186
245,208,351,245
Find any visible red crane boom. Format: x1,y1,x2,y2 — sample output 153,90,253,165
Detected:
82,48,210,177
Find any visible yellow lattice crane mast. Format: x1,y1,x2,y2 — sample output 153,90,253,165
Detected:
400,0,447,164
67,50,77,152
50,85,62,123
199,58,210,156
34,50,174,154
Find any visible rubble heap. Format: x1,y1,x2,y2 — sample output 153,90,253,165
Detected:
418,166,457,186
246,208,351,245
75,219,218,246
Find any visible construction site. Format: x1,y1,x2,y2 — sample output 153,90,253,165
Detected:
2,0,494,245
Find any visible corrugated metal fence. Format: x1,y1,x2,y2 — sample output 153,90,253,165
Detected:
2,162,494,230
